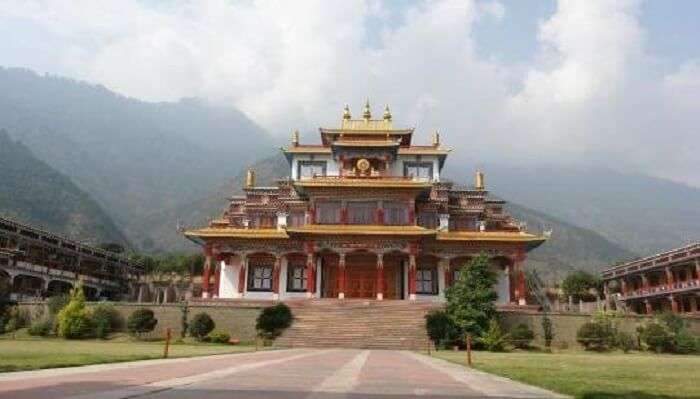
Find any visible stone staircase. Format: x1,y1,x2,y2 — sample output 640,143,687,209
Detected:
274,299,442,350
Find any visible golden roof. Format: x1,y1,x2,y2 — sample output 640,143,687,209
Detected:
184,228,288,239
437,231,548,244
293,177,433,189
332,139,400,148
286,225,435,236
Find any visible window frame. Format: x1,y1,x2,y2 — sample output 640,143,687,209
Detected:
298,161,327,179
416,267,438,295
346,201,377,225
403,162,433,180
383,201,409,226
316,201,342,224
247,264,274,292
286,263,308,292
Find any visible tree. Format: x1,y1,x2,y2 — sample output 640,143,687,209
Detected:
561,270,600,302
256,303,293,339
127,308,158,337
189,312,215,341
445,253,498,340
56,284,92,339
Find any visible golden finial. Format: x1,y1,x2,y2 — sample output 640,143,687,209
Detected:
245,168,256,188
432,130,440,147
475,169,485,190
383,104,392,121
363,99,371,120
342,104,351,120
291,129,299,146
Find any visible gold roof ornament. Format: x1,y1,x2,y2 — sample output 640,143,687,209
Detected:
432,130,440,147
363,99,371,120
245,168,256,188
475,169,485,190
291,129,299,146
383,105,392,121
342,104,351,120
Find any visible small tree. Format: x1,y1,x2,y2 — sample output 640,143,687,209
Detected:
479,319,510,352
180,303,189,339
510,323,535,349
577,314,616,352
542,316,554,348
639,321,674,353
189,312,215,341
256,303,293,339
425,310,458,349
57,284,92,339
127,308,158,338
561,270,600,302
445,253,498,342
90,303,123,339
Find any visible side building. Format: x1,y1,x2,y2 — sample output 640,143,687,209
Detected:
602,242,700,314
0,217,143,301
185,103,547,305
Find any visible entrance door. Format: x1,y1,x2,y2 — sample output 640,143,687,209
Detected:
347,263,376,298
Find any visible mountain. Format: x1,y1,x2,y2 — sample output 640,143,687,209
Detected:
0,129,127,245
444,164,700,256
0,67,275,249
160,153,634,280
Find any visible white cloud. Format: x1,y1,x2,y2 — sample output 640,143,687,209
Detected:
1,0,699,186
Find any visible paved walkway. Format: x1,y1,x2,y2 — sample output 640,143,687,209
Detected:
0,349,567,398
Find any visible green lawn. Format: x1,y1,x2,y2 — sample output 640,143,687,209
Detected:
431,350,700,399
0,336,256,372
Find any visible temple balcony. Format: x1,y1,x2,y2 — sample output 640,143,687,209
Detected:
294,175,433,189
621,278,700,300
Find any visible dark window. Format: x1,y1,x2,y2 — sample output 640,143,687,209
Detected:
316,202,341,224
417,211,437,229
286,263,308,292
288,211,306,227
347,201,376,224
450,217,476,231
250,215,276,228
298,161,327,179
384,202,408,225
248,264,273,291
416,268,438,294
404,162,433,180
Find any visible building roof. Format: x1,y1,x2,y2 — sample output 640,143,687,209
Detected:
601,241,700,279
437,231,548,250
293,176,433,189
184,228,288,241
286,225,435,236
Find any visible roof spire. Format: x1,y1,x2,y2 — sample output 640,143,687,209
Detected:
245,168,256,188
475,169,485,190
363,99,371,120
432,130,440,147
291,129,299,146
383,104,392,121
342,104,351,120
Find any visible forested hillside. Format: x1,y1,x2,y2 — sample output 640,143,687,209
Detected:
0,130,128,245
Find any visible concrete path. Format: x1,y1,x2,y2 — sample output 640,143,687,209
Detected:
0,349,567,398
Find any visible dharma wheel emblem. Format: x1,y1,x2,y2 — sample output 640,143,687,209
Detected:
356,158,371,172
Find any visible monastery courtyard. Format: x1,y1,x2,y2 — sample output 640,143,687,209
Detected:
0,348,564,399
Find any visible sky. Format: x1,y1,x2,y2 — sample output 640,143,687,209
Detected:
1,0,699,187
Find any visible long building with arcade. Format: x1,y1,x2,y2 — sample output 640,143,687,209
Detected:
185,103,546,305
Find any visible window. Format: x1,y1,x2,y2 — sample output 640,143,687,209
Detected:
316,201,341,224
404,162,433,180
250,215,276,228
287,263,308,292
298,161,327,179
347,201,376,224
248,264,273,291
416,268,437,294
288,211,306,227
450,217,476,231
417,211,437,229
383,202,408,225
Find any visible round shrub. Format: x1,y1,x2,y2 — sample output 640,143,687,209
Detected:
615,331,635,353
189,312,215,341
674,330,698,354
57,286,92,339
425,310,459,349
209,330,231,344
28,316,54,336
577,320,615,351
639,321,674,353
256,303,293,339
90,303,123,338
127,308,158,337
510,323,535,349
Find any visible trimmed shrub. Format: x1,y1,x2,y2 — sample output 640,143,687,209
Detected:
510,323,535,349
127,308,158,337
28,316,54,336
90,303,123,337
256,303,293,339
674,330,699,354
639,321,674,353
189,312,215,341
425,310,459,349
577,318,616,351
209,331,231,344
479,320,509,352
57,285,92,339
615,331,635,353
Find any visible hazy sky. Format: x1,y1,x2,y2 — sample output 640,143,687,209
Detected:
1,0,699,187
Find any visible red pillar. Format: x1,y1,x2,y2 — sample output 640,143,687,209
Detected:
338,253,346,299
306,253,315,298
666,267,674,286
376,255,384,300
213,256,222,298
272,256,281,299
670,295,679,313
238,256,247,294
201,244,212,298
517,268,527,305
408,254,417,300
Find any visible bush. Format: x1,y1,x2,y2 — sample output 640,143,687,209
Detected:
90,303,123,337
577,318,616,351
47,295,69,315
479,320,509,352
28,316,54,336
57,285,92,339
615,331,636,353
674,330,698,354
256,303,293,339
639,321,674,353
209,330,231,344
542,315,554,348
510,323,535,349
189,312,215,341
127,308,158,337
425,310,459,349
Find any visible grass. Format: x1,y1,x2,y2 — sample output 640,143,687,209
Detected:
431,349,700,399
0,333,256,372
